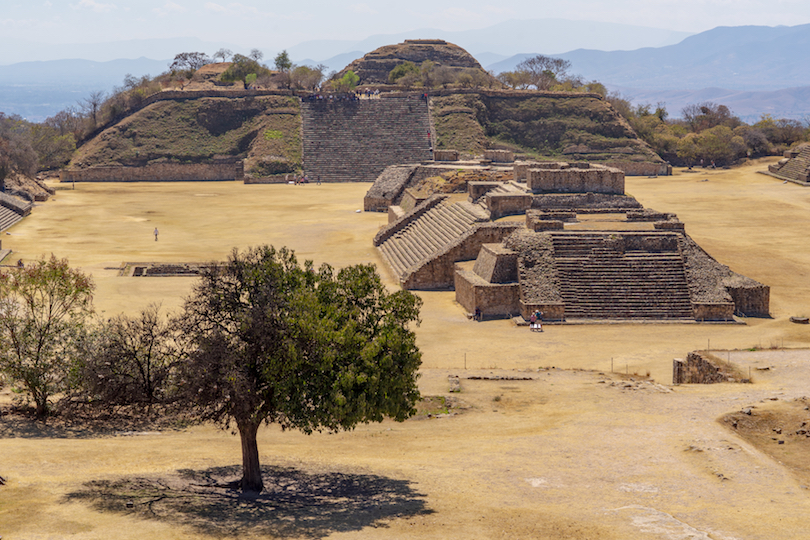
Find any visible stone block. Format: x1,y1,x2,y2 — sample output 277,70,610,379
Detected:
388,205,405,224
434,150,460,161
486,192,532,219
454,266,520,317
472,243,518,283
726,284,770,317
527,165,624,195
484,150,514,163
654,221,685,231
468,181,503,201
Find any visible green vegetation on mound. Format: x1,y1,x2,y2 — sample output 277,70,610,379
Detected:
70,96,302,176
432,93,662,163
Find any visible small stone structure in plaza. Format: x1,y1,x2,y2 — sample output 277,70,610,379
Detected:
766,144,810,186
369,159,770,322
673,352,748,384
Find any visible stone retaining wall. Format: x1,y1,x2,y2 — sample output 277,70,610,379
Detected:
454,267,520,317
531,192,643,212
434,150,459,161
486,192,533,219
484,150,514,163
520,301,565,321
61,161,244,182
528,165,624,194
673,351,743,384
727,283,770,317
513,161,564,181
692,302,735,321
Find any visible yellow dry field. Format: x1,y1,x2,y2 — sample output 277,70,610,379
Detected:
2,158,810,539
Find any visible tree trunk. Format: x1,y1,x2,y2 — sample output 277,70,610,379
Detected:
238,420,264,493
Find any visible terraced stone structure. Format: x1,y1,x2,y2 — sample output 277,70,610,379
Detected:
371,160,769,322
0,192,33,232
767,144,810,186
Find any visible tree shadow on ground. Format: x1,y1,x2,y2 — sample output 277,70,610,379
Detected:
66,464,432,538
0,404,187,439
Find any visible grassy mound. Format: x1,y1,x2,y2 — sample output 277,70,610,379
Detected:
432,92,663,164
70,95,302,176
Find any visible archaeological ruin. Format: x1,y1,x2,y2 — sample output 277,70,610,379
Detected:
368,160,769,322
61,40,670,184
766,143,810,185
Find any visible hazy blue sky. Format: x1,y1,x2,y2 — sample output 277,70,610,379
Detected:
2,0,809,51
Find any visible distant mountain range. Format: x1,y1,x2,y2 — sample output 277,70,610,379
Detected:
1,22,809,123
485,24,810,122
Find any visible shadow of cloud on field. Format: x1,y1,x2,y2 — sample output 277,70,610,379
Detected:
66,464,432,538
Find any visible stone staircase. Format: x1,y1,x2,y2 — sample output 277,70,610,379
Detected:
472,181,525,203
378,200,490,281
774,145,810,182
301,97,432,183
550,233,693,319
0,206,22,231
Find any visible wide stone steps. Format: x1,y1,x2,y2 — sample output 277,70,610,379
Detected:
302,97,432,183
552,239,693,318
773,146,810,181
379,200,485,280
0,206,22,231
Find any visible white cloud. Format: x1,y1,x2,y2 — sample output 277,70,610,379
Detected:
204,2,227,13
350,3,377,14
72,0,117,13
153,2,187,17
44,1,53,8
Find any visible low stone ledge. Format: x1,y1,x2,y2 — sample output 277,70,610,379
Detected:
520,301,565,322
693,302,735,321
434,150,459,161
530,220,564,231
654,221,685,231
484,150,514,163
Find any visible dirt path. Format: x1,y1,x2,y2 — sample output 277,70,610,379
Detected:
2,160,810,538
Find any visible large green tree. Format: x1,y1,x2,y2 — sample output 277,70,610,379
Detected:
0,113,37,188
176,246,422,493
0,256,94,417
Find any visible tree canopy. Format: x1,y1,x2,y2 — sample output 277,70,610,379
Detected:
169,52,212,74
274,50,292,73
498,55,573,91
0,113,38,185
0,256,95,417
220,54,271,84
175,246,422,493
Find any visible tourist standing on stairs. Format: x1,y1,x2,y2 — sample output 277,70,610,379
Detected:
154,227,159,241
